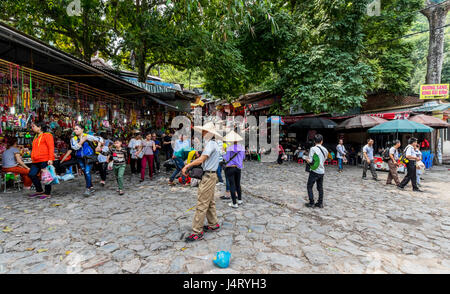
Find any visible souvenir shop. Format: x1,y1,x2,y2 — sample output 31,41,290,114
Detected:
0,58,177,157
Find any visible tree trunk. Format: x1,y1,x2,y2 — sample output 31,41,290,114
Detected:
421,1,450,86
137,46,147,82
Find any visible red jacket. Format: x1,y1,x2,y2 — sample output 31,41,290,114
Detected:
31,133,55,163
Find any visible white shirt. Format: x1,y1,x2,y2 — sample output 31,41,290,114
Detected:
128,139,142,159
405,145,416,161
309,144,328,175
389,147,399,161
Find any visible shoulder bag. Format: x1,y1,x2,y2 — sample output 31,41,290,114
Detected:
305,146,327,173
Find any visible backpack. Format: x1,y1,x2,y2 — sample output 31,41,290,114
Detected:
382,148,391,162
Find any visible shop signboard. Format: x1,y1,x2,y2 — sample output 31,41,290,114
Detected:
248,98,275,111
420,84,449,100
368,112,410,120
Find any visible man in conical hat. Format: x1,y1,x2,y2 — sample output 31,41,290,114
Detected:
182,122,222,242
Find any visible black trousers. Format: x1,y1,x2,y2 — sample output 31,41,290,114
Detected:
225,167,242,205
307,171,324,205
55,158,78,174
130,158,142,174
399,161,418,190
154,153,160,171
96,162,108,181
277,154,283,164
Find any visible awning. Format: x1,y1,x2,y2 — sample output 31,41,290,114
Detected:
149,95,179,111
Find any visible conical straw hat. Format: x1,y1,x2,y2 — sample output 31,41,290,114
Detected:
222,130,243,142
193,122,222,138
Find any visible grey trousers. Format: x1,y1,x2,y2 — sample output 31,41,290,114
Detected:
362,160,377,179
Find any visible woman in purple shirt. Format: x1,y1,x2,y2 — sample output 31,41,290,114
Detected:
222,131,246,208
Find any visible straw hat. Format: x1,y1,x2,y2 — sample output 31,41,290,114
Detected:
193,122,222,138
222,130,243,142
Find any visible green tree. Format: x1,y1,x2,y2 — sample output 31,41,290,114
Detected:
0,0,114,62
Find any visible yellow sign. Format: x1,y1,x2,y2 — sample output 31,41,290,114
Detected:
420,84,449,99
232,102,241,108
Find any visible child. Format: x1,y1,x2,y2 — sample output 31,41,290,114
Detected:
109,138,126,195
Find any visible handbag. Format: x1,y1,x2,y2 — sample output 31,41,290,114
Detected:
188,166,204,180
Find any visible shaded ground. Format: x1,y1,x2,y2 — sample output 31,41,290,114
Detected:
0,161,449,274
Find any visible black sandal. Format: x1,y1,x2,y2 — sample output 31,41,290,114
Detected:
220,196,231,200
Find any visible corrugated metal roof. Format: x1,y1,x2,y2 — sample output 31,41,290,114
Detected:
411,103,450,112
124,78,179,94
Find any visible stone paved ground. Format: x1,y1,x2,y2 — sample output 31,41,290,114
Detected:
0,161,449,274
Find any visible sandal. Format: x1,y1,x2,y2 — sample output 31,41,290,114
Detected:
39,194,51,199
119,190,124,195
220,196,231,200
29,192,44,198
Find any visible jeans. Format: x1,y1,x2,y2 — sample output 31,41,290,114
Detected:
307,171,324,205
29,162,51,194
416,169,422,185
338,158,343,171
114,164,126,190
77,158,93,189
225,167,242,205
170,157,186,183
216,164,223,182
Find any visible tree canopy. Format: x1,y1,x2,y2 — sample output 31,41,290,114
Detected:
1,0,446,113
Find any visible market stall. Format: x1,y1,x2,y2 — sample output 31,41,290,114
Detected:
368,119,433,172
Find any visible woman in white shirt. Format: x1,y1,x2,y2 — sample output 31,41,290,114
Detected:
128,134,142,174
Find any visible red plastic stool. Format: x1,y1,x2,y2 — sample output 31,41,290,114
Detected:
298,159,304,164
331,160,338,165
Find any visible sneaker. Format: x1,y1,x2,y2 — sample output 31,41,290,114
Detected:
83,189,91,197
397,185,405,190
89,187,96,193
228,203,239,208
305,203,315,208
314,203,324,208
237,200,243,205
413,189,423,193
119,190,124,195
185,232,204,242
203,224,220,232
362,177,367,180
373,178,378,181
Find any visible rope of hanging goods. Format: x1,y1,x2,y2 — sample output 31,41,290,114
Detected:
0,58,136,105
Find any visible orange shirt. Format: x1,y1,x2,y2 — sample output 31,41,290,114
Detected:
31,133,55,163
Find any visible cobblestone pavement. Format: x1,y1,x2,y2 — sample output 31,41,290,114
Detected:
0,161,449,274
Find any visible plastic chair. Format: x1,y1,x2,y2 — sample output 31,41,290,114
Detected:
1,172,22,193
